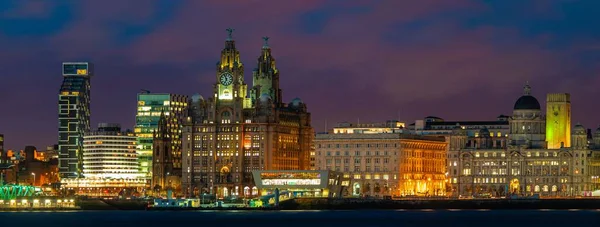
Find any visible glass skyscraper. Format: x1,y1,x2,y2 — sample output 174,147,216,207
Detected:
58,62,92,179
135,93,188,181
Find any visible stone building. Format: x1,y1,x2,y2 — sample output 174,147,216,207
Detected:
181,31,313,198
314,122,447,197
447,83,599,197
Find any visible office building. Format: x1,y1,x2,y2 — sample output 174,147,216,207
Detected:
181,32,313,198
135,93,188,181
315,122,447,197
58,62,92,179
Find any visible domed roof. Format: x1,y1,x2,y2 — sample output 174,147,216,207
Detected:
513,82,540,110
573,123,586,134
259,93,271,102
191,93,204,102
290,97,303,106
514,96,541,110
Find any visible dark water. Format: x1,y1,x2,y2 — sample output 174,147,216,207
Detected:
1,210,599,227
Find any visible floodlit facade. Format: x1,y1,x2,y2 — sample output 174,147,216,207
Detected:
83,123,140,179
315,122,447,197
58,62,92,179
447,83,600,197
181,32,313,198
546,93,571,149
135,93,188,181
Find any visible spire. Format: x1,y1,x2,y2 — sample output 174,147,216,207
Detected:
262,36,270,49
226,28,234,41
158,110,168,138
523,81,531,96
219,27,241,69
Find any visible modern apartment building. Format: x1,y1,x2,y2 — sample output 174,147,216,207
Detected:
58,62,92,179
83,123,140,179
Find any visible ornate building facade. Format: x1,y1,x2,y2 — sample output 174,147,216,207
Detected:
152,113,179,191
447,83,600,197
181,30,313,198
315,122,447,197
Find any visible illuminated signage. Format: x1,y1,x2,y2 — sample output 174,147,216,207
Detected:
260,172,321,180
261,179,321,186
63,62,90,76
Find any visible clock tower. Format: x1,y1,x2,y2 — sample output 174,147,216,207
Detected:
182,30,313,198
545,93,571,149
251,36,282,107
215,28,247,101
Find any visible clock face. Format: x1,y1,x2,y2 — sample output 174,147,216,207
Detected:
220,73,233,86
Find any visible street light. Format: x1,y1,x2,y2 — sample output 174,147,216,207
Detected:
31,173,35,186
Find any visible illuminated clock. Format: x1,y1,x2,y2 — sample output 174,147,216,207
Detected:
220,72,233,86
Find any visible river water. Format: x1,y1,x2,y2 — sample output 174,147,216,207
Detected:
0,210,598,227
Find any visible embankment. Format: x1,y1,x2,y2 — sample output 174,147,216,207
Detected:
279,198,600,210
77,199,147,210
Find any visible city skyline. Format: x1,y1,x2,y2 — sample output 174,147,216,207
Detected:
3,1,600,150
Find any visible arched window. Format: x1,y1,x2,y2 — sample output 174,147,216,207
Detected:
534,185,540,192
252,186,258,196
221,111,231,124
543,185,549,192
244,186,250,196
221,111,231,118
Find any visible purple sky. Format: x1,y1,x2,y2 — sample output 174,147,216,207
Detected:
1,0,600,150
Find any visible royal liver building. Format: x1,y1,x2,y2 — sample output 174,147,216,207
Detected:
447,83,600,197
181,30,313,198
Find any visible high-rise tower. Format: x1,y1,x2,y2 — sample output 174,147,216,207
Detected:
135,92,188,183
58,62,92,179
546,93,571,149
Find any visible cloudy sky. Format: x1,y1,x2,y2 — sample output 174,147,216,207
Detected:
1,0,600,149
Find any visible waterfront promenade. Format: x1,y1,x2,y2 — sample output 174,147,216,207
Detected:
73,197,600,211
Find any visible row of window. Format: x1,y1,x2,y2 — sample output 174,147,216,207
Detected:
320,151,396,156
317,143,399,149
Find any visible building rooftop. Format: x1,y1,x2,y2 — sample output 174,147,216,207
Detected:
315,133,446,142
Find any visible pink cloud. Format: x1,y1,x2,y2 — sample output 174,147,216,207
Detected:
120,0,564,107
